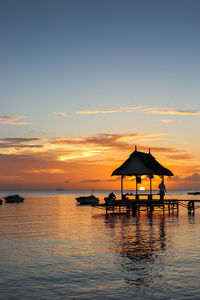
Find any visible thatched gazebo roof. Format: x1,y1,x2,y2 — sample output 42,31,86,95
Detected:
112,148,173,177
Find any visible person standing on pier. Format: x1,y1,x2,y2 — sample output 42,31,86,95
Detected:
158,180,166,201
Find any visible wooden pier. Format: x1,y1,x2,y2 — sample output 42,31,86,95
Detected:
96,148,200,216
93,198,200,216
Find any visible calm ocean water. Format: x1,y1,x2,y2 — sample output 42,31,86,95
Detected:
0,190,200,300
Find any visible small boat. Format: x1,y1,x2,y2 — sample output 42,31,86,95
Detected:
4,194,24,203
188,192,200,195
76,195,99,205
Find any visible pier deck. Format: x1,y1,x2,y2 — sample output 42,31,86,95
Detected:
93,199,200,215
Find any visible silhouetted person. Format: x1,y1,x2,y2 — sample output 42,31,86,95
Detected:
158,180,166,200
108,192,116,201
104,192,116,205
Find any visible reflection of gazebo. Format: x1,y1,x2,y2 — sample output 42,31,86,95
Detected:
112,146,173,199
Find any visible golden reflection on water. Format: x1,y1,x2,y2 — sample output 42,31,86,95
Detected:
1,192,200,299
102,212,169,286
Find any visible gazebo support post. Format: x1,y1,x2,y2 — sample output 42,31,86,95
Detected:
149,176,152,200
162,175,165,200
136,176,139,200
121,175,124,200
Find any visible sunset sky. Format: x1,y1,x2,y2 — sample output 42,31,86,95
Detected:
1,0,200,190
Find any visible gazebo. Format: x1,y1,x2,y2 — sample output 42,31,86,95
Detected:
112,146,173,199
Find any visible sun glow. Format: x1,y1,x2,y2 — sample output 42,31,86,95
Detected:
140,186,145,191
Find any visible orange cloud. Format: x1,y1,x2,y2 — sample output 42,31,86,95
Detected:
145,109,200,115
80,178,119,183
58,150,100,161
0,132,196,190
75,106,200,117
26,168,66,174
124,106,200,116
76,110,121,114
0,134,185,163
76,106,156,114
0,115,31,125
50,133,171,150
171,173,200,182
0,138,47,150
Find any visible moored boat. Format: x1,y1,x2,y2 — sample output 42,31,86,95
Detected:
4,194,24,203
188,192,200,195
76,195,99,205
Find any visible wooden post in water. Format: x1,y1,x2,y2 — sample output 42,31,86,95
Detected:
106,204,108,216
188,200,195,215
132,203,137,215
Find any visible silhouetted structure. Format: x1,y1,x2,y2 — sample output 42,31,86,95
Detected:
112,146,173,199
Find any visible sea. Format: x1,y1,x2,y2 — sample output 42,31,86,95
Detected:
0,189,200,300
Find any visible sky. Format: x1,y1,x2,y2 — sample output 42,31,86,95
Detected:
0,0,200,190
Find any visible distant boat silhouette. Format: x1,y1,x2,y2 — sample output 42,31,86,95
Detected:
76,195,99,205
4,194,24,203
188,192,200,195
